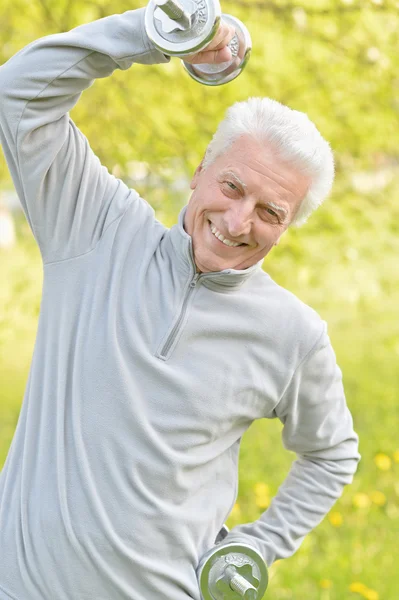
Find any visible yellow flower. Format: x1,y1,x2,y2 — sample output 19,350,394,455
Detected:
254,482,270,509
350,582,368,594
393,450,399,463
255,495,270,509
254,482,269,496
328,511,343,527
353,493,372,509
230,503,241,517
320,579,332,589
374,453,392,471
369,491,386,507
349,582,379,599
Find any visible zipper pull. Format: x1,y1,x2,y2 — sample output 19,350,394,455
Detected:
190,273,200,288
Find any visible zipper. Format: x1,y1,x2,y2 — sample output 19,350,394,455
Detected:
157,239,217,360
158,271,200,359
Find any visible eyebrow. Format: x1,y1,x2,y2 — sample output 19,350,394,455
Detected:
221,170,247,189
266,201,288,219
220,169,289,220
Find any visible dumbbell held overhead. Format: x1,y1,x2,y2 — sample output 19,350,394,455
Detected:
144,0,252,85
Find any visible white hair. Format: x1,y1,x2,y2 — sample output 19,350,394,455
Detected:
202,97,335,226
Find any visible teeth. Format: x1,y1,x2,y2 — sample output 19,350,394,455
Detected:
210,223,241,247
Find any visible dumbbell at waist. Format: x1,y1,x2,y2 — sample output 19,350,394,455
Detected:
198,540,269,600
144,0,252,85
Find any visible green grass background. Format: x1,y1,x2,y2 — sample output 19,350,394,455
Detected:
1,206,398,600
1,0,399,597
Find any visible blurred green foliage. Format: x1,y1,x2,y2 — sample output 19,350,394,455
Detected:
1,0,399,599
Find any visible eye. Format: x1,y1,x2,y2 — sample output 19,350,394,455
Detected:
261,206,281,223
225,181,239,191
266,207,278,218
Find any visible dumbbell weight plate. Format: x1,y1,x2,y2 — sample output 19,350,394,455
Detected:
145,0,222,56
183,14,252,86
198,542,268,600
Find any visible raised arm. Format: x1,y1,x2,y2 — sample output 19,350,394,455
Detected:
219,324,360,567
0,8,169,263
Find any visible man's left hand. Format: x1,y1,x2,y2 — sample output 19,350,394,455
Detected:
183,21,236,64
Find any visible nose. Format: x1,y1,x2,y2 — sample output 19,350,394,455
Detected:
223,200,254,239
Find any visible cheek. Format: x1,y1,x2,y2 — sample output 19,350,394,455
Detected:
193,182,225,211
189,191,207,218
254,227,280,251
185,195,203,237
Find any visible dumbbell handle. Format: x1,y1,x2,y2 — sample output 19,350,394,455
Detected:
155,0,192,28
224,566,258,599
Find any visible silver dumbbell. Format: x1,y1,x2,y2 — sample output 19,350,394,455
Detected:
198,527,269,600
144,0,252,85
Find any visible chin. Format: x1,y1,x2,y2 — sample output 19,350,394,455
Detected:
194,255,224,273
195,255,238,273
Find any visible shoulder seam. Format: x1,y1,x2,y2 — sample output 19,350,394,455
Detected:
43,193,132,266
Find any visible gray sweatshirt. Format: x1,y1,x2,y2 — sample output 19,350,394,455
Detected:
0,8,360,600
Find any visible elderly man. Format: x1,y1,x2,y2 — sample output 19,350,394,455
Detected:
0,6,360,600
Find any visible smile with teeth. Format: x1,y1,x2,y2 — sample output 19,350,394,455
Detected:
209,222,243,247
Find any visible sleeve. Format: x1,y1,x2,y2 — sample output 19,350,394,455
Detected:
0,8,170,263
217,323,361,567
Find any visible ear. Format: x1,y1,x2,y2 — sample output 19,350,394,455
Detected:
190,161,204,190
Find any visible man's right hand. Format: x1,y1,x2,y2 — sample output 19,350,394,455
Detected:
183,21,236,65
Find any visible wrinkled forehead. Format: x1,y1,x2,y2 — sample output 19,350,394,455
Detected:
211,135,311,205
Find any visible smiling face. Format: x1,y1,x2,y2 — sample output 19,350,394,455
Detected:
184,135,312,273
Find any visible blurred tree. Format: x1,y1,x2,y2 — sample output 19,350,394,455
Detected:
1,0,398,282
0,0,397,185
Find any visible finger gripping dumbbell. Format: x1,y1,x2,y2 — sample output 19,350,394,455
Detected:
197,542,269,600
144,0,252,85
